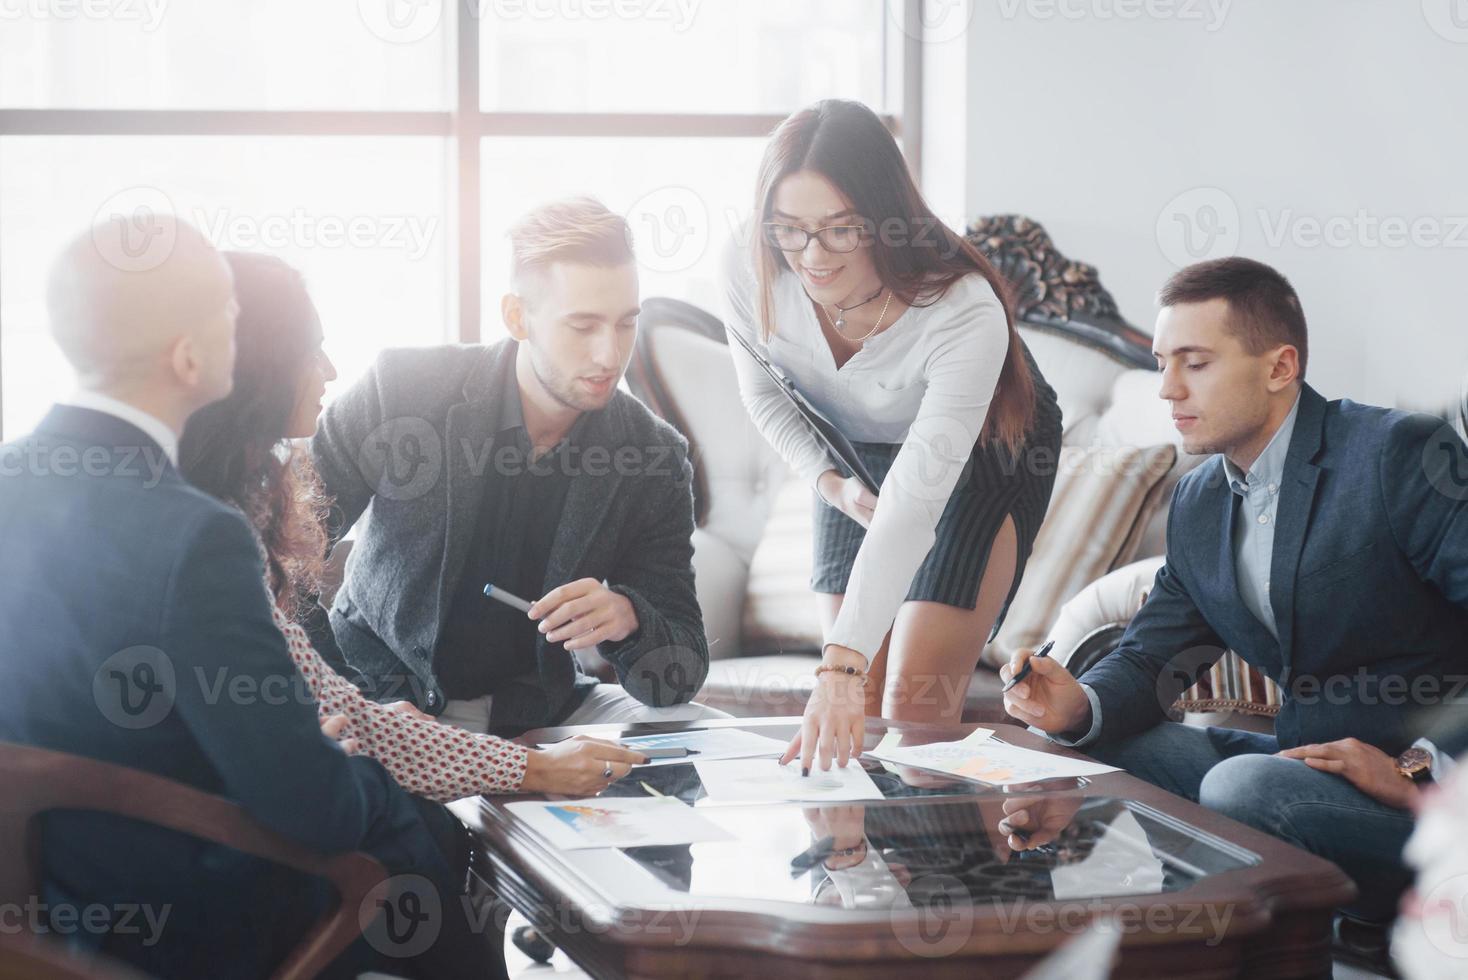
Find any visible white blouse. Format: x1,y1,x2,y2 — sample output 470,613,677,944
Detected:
722,243,1010,664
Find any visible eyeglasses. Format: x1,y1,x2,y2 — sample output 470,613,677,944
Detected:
762,221,868,254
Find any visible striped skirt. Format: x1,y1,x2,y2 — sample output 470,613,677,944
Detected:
811,345,1063,638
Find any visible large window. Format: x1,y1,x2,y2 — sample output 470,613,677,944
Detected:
0,0,917,438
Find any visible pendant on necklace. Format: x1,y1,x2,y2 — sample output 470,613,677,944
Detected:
834,315,846,330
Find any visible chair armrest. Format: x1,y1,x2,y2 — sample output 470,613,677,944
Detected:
3,744,387,980
1062,623,1131,679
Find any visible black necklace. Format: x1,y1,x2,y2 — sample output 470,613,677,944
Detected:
828,284,886,330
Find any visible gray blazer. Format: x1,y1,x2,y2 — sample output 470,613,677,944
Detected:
309,339,709,730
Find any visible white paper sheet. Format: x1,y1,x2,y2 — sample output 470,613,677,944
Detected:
865,727,995,771
506,796,732,850
694,757,885,803
543,728,790,767
868,735,1116,787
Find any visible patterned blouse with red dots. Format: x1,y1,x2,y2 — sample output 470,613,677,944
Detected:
270,604,530,801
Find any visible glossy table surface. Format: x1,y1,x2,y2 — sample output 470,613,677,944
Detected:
451,717,1355,979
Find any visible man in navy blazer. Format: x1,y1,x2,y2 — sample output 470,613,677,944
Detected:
1002,257,1468,923
0,218,482,978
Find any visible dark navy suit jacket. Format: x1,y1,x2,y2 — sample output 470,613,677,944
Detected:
0,406,449,977
1082,385,1468,753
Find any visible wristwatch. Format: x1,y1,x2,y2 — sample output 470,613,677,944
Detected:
1395,746,1433,783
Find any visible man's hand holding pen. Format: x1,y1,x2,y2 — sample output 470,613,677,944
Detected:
1000,642,1092,736
529,578,640,651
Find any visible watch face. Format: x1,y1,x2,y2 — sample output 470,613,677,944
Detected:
1398,747,1432,775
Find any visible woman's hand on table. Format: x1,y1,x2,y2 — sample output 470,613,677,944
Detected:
782,645,869,774
522,735,648,796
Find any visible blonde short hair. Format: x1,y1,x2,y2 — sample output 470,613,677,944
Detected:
508,196,634,296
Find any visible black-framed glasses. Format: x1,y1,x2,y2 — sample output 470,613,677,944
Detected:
763,221,868,254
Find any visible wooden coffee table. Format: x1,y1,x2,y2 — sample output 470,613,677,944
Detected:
451,717,1353,979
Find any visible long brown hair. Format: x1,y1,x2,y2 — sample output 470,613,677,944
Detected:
179,251,330,621
752,99,1036,451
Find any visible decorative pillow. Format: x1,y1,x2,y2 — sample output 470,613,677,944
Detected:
982,443,1178,667
1175,653,1283,718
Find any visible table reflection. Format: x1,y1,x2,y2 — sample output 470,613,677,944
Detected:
619,795,1257,911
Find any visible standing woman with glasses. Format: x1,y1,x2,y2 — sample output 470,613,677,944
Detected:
723,99,1064,774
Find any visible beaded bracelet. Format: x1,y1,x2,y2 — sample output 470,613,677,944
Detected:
814,663,869,687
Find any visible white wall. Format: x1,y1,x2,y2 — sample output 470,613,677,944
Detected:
942,0,1468,410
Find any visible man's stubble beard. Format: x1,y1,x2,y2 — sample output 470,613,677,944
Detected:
527,342,611,414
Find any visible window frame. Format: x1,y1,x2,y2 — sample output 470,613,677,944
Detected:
0,0,923,435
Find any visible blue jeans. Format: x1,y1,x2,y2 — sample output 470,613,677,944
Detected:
1087,722,1415,921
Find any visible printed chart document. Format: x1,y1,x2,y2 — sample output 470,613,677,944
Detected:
866,726,994,765
618,728,790,767
506,796,732,851
866,729,1117,787
694,757,885,804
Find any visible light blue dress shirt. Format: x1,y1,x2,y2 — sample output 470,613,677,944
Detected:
1220,393,1301,639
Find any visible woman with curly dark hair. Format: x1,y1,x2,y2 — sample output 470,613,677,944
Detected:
180,251,643,802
